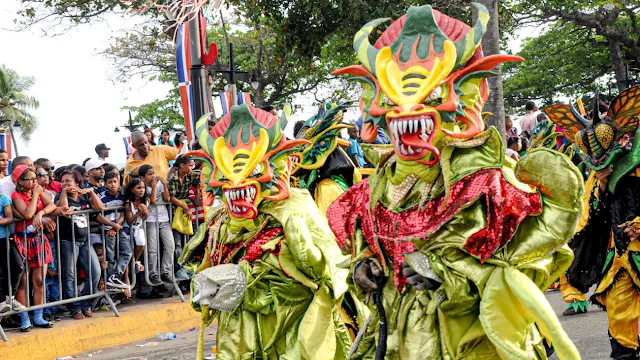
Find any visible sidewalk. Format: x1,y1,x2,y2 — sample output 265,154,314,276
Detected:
1,297,201,360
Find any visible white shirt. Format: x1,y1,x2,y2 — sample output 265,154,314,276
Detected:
146,181,170,222
0,177,15,197
506,148,520,161
519,111,539,134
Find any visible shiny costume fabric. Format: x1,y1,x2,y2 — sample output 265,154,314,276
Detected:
593,171,640,350
561,172,611,304
198,189,351,360
327,128,583,359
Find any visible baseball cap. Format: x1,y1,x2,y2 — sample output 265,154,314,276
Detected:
85,158,106,170
95,143,111,152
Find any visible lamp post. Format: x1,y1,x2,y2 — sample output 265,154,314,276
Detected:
114,111,145,133
209,43,259,106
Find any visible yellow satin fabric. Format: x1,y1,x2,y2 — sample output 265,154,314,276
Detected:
559,274,587,303
314,178,346,215
207,189,352,360
594,239,640,349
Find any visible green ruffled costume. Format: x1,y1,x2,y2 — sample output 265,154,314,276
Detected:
183,189,352,360
328,129,583,359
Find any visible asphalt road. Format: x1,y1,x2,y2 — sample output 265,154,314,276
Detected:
74,289,613,360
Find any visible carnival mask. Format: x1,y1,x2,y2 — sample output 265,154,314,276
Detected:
185,105,308,228
546,86,640,171
334,3,522,166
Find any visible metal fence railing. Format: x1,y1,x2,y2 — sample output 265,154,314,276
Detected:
0,200,201,342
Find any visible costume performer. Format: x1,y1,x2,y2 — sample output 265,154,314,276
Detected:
180,104,352,360
544,102,612,316
549,86,640,359
291,102,362,214
327,3,583,359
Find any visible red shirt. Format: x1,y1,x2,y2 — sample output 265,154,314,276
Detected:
11,191,44,233
45,180,63,194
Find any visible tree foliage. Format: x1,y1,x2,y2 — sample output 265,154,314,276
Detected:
0,65,40,143
121,80,185,131
503,23,612,111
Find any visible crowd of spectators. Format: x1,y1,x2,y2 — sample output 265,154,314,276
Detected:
0,128,204,332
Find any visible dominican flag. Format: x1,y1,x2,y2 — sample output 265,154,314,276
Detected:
176,24,195,143
123,136,132,157
218,92,252,115
0,133,12,174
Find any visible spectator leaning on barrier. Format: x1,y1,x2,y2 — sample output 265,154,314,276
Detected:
168,156,200,257
96,172,132,291
123,178,149,289
140,164,176,290
35,158,62,194
12,165,58,331
0,184,21,313
125,130,179,183
55,169,104,321
84,158,106,195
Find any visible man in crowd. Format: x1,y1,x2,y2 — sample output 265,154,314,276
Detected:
35,158,62,193
519,100,539,134
0,149,8,178
84,158,106,195
125,131,179,182
261,105,278,116
95,143,110,162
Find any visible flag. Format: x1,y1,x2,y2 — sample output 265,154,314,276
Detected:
219,92,252,115
123,136,132,157
176,24,195,143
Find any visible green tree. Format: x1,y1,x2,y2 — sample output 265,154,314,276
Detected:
503,1,640,91
0,65,40,153
502,23,612,112
121,83,185,131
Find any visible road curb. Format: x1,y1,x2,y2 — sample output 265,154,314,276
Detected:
2,298,201,360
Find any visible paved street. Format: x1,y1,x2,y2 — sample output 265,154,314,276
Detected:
74,289,612,360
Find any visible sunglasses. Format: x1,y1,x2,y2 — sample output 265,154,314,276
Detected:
43,166,54,172
37,173,49,178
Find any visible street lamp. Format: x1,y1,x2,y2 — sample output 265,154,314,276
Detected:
114,111,145,133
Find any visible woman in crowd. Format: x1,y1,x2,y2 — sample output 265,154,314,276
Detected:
144,127,157,146
158,130,175,147
174,132,187,153
55,170,104,320
12,165,57,331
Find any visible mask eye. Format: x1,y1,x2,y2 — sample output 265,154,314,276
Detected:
595,124,615,149
250,163,263,177
381,93,395,107
427,86,443,101
574,130,588,155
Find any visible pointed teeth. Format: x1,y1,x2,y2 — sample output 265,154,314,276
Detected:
240,189,245,199
413,120,419,133
408,119,413,133
402,120,408,134
392,121,399,140
407,145,415,155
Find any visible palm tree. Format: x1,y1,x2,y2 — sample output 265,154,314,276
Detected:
0,65,40,155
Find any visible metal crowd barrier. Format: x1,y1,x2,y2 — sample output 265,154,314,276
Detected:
0,199,201,342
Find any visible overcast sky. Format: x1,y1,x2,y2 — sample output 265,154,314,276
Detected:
0,1,538,167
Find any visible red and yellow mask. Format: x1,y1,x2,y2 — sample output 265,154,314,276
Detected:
334,3,522,165
186,104,307,228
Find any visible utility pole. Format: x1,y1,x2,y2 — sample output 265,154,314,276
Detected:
187,16,209,121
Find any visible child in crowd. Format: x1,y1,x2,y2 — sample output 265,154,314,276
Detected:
12,165,58,331
92,243,109,291
123,178,148,280
346,125,365,168
139,165,175,291
506,136,521,161
55,169,104,321
96,172,132,291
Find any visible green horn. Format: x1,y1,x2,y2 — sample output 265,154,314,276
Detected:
353,17,389,74
454,2,489,68
195,113,215,156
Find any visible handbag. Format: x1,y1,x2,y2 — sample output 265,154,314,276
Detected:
172,200,194,235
